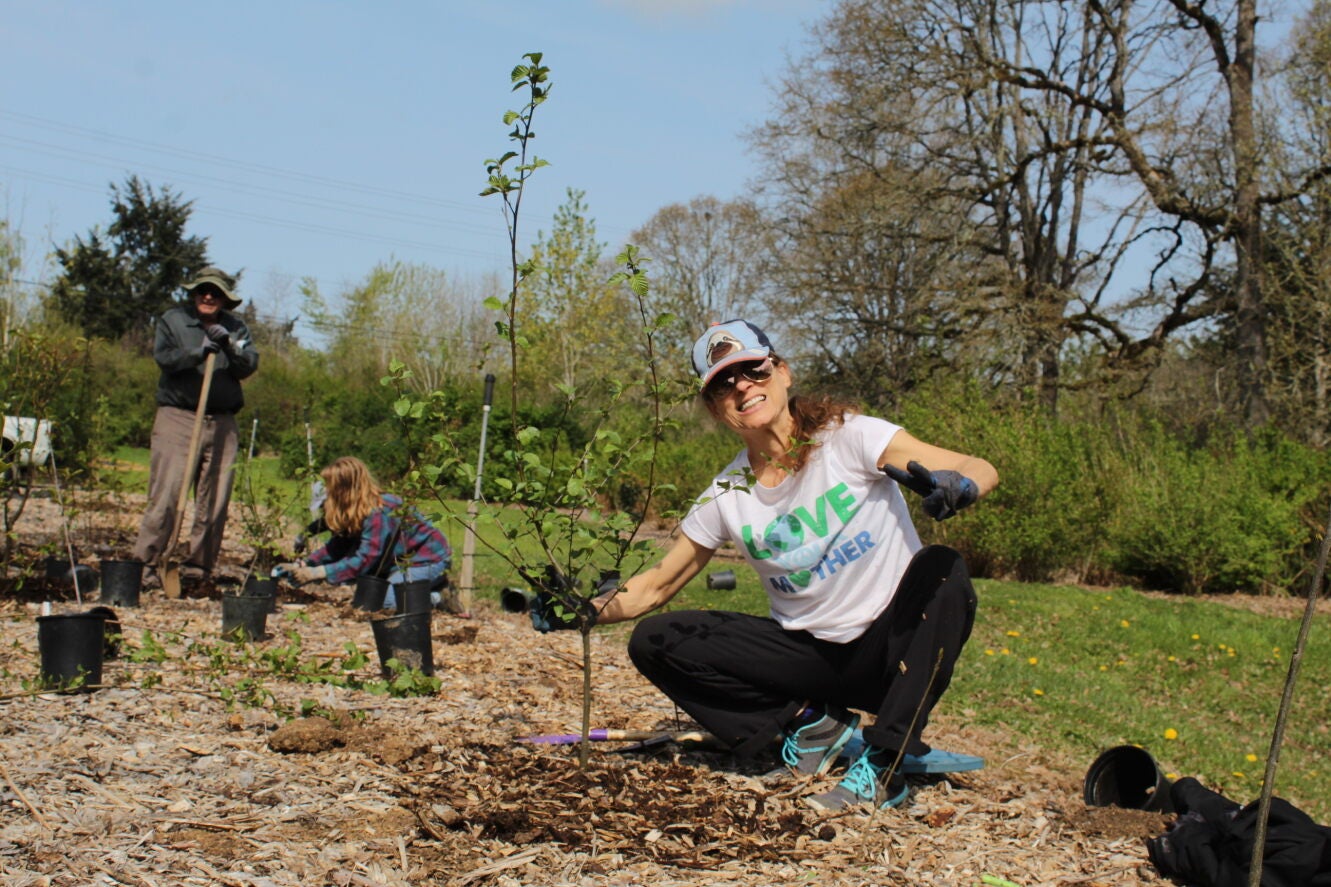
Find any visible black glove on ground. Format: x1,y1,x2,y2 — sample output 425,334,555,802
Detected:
882,460,978,521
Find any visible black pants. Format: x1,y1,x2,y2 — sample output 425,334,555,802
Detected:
627,545,977,759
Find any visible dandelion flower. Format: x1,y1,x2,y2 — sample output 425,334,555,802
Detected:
1233,771,1245,779
1246,754,1258,763
1001,648,1010,655
1099,665,1108,671
1006,630,1021,637
1120,619,1131,628
1033,688,1044,696
1167,655,1177,662
984,648,995,656
1027,657,1039,665
1164,728,1179,741
1191,633,1200,640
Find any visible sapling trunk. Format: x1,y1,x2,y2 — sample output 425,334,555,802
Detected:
1246,503,1331,887
579,626,593,770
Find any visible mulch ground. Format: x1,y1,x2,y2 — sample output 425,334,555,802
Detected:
0,492,1174,886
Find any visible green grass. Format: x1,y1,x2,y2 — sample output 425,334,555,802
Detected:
951,581,1331,819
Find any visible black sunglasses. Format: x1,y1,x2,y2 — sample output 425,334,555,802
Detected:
704,358,775,398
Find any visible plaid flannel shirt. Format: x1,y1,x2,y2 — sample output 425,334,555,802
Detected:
307,493,451,585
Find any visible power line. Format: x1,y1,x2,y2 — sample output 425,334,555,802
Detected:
0,134,507,236
0,108,496,216
1,162,509,262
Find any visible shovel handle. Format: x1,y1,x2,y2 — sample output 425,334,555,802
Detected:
161,351,217,597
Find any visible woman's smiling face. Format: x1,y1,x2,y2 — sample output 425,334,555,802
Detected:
705,357,792,432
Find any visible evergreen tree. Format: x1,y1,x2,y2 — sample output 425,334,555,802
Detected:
50,176,210,341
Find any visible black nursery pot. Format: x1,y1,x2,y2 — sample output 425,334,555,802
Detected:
37,611,108,692
706,570,737,590
44,555,72,580
370,611,434,677
394,579,434,615
221,593,269,642
243,574,279,614
353,574,389,612
500,587,536,613
1083,745,1174,813
99,560,143,607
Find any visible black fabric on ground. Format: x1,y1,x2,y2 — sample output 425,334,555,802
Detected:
1146,777,1331,887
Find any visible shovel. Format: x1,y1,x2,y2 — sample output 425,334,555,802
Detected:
160,351,217,599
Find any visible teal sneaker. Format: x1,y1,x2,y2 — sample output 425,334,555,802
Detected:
780,706,861,776
806,749,910,811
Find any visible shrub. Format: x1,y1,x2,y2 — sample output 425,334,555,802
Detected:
1099,423,1323,594
893,379,1114,582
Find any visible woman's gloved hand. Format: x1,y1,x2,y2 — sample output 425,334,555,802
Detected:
277,562,326,584
882,460,978,521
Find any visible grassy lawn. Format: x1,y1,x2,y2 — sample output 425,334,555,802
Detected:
105,448,1331,820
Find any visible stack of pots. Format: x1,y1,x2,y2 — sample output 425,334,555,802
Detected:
369,578,434,678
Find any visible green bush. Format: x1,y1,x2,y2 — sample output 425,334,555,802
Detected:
1100,423,1324,594
892,380,1114,582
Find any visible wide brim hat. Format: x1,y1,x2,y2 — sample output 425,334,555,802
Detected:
183,266,241,308
691,319,774,386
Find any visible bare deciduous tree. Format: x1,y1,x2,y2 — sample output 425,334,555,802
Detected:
751,0,1149,411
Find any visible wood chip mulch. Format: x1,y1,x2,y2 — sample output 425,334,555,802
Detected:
0,494,1172,886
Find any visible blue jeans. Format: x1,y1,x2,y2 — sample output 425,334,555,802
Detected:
381,560,449,609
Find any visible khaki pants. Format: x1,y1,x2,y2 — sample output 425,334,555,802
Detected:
133,406,239,572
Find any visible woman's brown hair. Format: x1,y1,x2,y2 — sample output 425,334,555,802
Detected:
788,391,859,471
320,457,384,534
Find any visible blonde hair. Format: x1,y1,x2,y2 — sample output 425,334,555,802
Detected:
320,457,383,534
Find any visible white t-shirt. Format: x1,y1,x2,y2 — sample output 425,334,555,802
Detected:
680,413,922,643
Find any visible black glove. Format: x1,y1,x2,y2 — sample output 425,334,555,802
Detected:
200,338,221,357
203,323,231,349
293,534,307,555
530,591,598,633
883,460,978,521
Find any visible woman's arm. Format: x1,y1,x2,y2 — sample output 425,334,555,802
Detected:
878,429,999,498
314,507,397,584
593,534,717,625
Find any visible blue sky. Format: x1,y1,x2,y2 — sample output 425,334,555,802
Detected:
2,0,827,319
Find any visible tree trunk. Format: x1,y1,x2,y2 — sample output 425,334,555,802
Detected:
1231,0,1270,427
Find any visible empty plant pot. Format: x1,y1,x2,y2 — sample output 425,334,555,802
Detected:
370,611,434,677
706,570,737,590
500,587,536,613
99,560,143,607
37,611,107,692
221,592,268,642
352,574,389,612
394,579,434,615
1084,745,1174,813
243,574,279,614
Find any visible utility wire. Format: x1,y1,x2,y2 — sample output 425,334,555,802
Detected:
0,135,505,235
0,108,495,215
1,162,508,262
